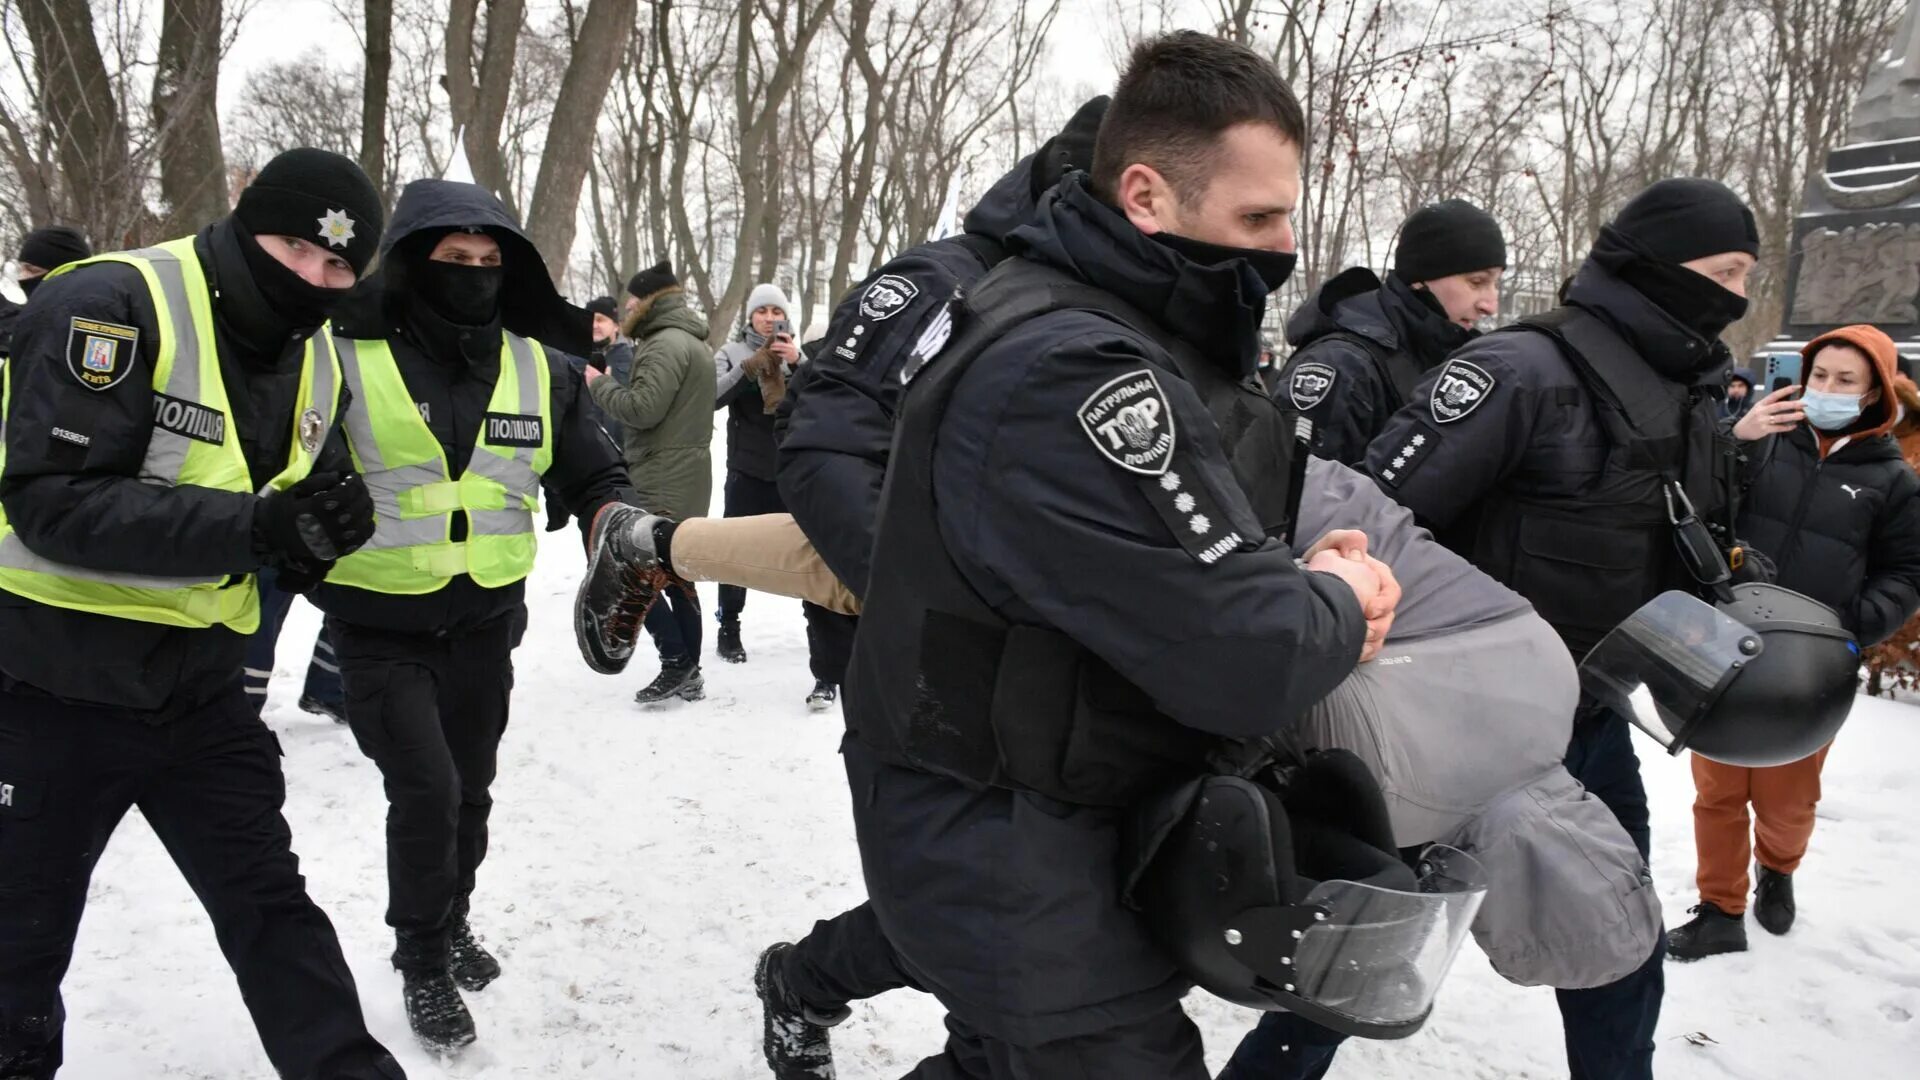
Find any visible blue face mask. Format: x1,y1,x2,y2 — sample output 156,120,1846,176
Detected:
1800,389,1865,431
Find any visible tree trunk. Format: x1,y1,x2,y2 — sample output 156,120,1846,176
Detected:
361,0,394,201
445,0,525,210
709,0,838,345
18,0,137,246
153,0,231,234
524,0,638,282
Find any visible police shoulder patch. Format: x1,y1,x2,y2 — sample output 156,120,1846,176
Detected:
858,274,919,321
1429,358,1495,423
1079,369,1176,476
65,317,140,392
1288,361,1338,411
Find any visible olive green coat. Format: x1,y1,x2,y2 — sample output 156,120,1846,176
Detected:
588,291,714,519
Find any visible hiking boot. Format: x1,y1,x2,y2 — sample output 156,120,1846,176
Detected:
805,681,837,712
576,503,674,674
298,693,347,725
399,967,477,1052
1668,901,1747,961
1754,866,1796,936
718,617,747,663
448,898,501,992
636,660,705,704
394,930,476,1052
755,942,848,1080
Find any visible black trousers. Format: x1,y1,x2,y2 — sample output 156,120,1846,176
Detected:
332,611,519,957
645,582,704,665
0,683,400,1079
720,469,858,683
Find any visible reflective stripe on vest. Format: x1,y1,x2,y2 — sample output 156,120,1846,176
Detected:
0,237,342,631
327,332,552,593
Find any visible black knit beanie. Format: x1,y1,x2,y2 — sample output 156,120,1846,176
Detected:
17,225,91,271
1393,199,1507,283
585,295,619,320
233,148,383,275
1609,179,1758,265
627,260,677,300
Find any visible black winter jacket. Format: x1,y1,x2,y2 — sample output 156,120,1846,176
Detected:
0,221,330,713
311,178,629,637
773,153,1042,595
1279,268,1470,465
1739,425,1920,647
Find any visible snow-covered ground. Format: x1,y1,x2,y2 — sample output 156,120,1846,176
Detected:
54,513,1920,1077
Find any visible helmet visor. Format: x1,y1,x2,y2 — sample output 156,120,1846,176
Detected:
1278,845,1488,1033
1578,591,1760,753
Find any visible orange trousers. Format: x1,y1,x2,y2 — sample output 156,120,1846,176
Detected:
1691,744,1832,914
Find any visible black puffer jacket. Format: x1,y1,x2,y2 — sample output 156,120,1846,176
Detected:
1739,424,1920,647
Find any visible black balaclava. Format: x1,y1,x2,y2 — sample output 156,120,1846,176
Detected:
225,147,383,352
19,275,43,298
1151,232,1298,295
415,256,507,326
1592,178,1759,347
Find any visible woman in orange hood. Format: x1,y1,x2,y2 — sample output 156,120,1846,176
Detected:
1671,324,1920,962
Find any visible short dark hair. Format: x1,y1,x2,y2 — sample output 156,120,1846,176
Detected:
1091,31,1307,203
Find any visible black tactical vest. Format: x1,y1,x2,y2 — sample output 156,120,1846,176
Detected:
1468,306,1738,658
1317,329,1428,413
843,258,1304,806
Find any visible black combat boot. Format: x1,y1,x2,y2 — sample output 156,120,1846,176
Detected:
755,943,848,1080
635,659,705,704
1667,901,1747,961
717,615,747,663
448,896,502,991
394,930,476,1052
1754,866,1796,936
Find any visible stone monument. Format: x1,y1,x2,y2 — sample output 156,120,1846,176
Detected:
1772,2,1920,369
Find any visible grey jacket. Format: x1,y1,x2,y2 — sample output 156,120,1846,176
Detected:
1293,458,1662,990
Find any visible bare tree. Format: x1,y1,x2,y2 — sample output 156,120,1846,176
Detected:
524,0,638,274
361,0,394,195
153,0,231,233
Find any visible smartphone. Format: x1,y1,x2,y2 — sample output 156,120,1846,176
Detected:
771,318,793,340
1763,351,1801,393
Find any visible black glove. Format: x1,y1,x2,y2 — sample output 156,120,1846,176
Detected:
257,472,375,567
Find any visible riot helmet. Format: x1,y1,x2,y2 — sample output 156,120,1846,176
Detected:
1580,586,1859,767
1128,749,1486,1039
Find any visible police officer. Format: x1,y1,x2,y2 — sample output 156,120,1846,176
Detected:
1278,199,1505,464
1,227,93,359
800,33,1388,1075
0,149,402,1078
734,95,1108,1078
312,177,631,1051
1358,177,1762,1080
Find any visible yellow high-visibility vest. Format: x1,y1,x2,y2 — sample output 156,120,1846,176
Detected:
0,236,342,632
326,331,553,594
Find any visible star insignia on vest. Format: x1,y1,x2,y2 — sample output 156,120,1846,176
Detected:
1188,513,1211,534
316,209,357,249
1079,369,1176,476
65,317,139,392
1160,471,1182,492
299,408,326,453
1288,361,1338,410
858,274,919,321
1174,492,1195,513
1430,359,1495,423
